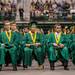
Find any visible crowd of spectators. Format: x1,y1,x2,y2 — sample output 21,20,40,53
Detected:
0,1,17,21
0,0,75,22
30,0,75,21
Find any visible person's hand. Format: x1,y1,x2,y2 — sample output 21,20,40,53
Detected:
1,44,5,47
59,44,64,48
53,43,58,47
35,43,41,47
26,44,31,47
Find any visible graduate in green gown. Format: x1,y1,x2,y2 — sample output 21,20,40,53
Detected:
46,30,52,54
22,27,30,68
47,24,69,70
0,33,5,71
70,34,75,64
22,24,44,70
65,27,72,58
11,22,22,66
0,21,17,71
70,26,75,64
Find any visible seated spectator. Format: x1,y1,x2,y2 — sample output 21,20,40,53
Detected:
19,7,24,21
44,0,49,14
0,1,17,21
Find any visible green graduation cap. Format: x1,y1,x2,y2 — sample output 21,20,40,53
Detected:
30,23,37,28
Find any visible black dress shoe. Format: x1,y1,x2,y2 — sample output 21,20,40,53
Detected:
17,64,21,67
0,65,2,71
5,64,9,67
64,62,69,70
23,65,28,70
50,62,55,71
50,67,55,71
13,65,17,71
64,67,69,70
64,68,69,70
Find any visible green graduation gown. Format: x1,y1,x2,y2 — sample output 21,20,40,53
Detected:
1,31,17,65
22,32,44,66
0,34,5,65
65,33,72,49
45,34,50,53
47,32,69,62
65,33,72,58
14,32,23,62
70,34,75,64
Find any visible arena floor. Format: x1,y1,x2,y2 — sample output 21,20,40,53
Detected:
0,59,75,75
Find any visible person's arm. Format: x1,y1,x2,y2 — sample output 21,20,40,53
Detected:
22,33,31,47
47,33,55,47
59,34,67,48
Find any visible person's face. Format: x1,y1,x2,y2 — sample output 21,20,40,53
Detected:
31,28,36,33
23,28,29,33
48,31,50,34
55,26,61,33
36,28,41,33
11,24,17,31
46,0,48,3
4,24,10,31
71,26,75,34
66,29,70,34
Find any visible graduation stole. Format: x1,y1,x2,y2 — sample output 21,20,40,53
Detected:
54,32,61,44
29,31,37,43
5,31,12,42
